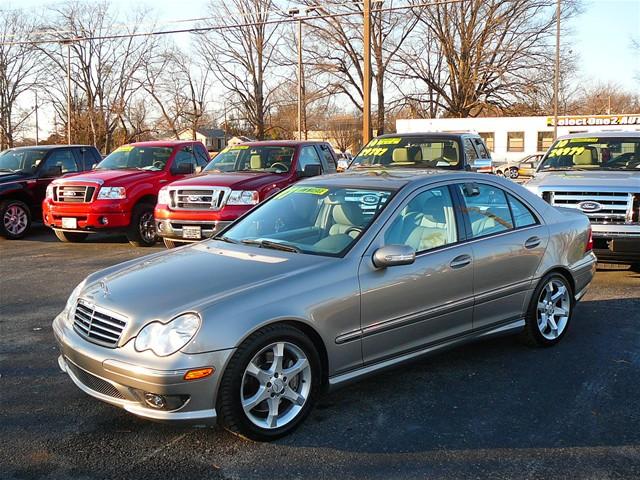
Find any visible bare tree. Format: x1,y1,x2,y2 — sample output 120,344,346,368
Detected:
301,0,418,134
0,10,41,149
397,0,579,118
327,113,362,153
198,0,283,140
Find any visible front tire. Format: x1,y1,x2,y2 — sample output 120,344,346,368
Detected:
0,199,31,239
508,167,519,179
520,272,574,347
217,324,321,441
54,230,89,243
127,203,157,247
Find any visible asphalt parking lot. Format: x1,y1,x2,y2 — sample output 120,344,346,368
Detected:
1,226,639,480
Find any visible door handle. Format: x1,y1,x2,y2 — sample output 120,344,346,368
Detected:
450,254,472,269
524,236,541,249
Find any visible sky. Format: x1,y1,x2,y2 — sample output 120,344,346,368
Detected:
6,0,640,138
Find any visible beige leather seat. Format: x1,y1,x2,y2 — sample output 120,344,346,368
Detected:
250,154,262,169
574,148,595,166
329,203,365,238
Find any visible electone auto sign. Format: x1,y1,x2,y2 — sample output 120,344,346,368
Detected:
546,114,640,127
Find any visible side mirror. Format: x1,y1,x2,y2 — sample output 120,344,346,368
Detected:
41,165,62,177
300,164,322,178
372,245,416,268
172,162,195,175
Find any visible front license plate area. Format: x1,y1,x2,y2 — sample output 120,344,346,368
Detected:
182,226,202,240
62,217,77,229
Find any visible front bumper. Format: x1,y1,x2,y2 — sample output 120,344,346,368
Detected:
591,225,640,264
43,199,132,232
156,219,232,243
53,312,234,423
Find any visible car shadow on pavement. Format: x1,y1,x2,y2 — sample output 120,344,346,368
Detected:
3,223,137,245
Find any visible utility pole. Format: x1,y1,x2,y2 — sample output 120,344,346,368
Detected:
60,39,73,145
34,91,39,145
289,8,311,141
362,0,372,144
553,0,561,140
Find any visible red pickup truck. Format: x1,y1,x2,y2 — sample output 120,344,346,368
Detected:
43,140,210,246
155,140,338,247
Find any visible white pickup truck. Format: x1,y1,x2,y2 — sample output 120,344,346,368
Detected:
525,131,640,269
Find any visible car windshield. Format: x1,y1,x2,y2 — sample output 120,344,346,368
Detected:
538,137,640,171
350,136,461,169
96,146,174,171
205,145,295,173
219,185,394,256
0,148,49,173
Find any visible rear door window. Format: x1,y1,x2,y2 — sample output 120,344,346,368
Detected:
456,183,514,238
463,138,479,162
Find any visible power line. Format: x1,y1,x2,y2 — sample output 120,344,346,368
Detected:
1,0,466,46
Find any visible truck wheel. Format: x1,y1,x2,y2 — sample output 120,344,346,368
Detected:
0,199,31,239
163,238,182,249
54,230,89,243
217,324,321,441
127,203,157,247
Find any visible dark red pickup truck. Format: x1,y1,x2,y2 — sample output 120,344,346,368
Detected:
42,140,210,246
154,140,338,247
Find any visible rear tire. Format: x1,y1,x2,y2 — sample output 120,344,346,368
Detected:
54,230,89,243
217,324,321,441
520,272,574,347
0,199,31,239
508,167,519,179
127,203,157,247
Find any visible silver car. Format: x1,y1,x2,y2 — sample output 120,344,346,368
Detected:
54,170,596,440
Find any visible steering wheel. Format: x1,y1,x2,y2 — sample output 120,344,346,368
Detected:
153,160,164,169
270,162,288,172
345,226,363,236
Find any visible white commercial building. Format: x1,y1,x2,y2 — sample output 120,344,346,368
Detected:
396,114,640,163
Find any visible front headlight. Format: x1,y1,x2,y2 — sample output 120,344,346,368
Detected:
227,190,259,205
97,186,126,200
158,187,170,205
64,279,86,321
46,184,55,199
134,313,201,357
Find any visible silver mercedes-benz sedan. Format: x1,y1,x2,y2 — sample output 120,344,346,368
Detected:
54,170,596,440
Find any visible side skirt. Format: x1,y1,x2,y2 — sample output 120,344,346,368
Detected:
327,318,525,391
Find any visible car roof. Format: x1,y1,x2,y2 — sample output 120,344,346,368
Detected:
236,140,328,147
557,130,640,140
376,131,479,139
128,141,197,147
5,144,94,150
297,168,498,190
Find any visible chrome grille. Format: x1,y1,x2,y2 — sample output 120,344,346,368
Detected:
54,185,95,203
169,187,230,210
73,300,127,348
546,190,632,225
66,360,125,399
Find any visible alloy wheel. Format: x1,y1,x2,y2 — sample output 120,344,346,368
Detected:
536,279,570,340
3,204,28,236
139,211,156,243
240,341,312,430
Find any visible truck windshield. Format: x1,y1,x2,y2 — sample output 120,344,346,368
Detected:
350,136,461,169
96,146,174,171
204,145,295,173
219,185,393,257
0,148,49,173
538,137,640,171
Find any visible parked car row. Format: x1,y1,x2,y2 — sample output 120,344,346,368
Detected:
2,130,638,267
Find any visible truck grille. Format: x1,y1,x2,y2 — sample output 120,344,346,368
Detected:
169,187,230,210
73,300,127,348
546,191,632,224
54,185,96,203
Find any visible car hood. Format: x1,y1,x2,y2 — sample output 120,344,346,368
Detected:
527,170,640,191
0,171,30,185
167,171,289,190
54,169,160,186
79,240,335,344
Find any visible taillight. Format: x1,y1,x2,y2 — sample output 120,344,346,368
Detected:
585,226,593,252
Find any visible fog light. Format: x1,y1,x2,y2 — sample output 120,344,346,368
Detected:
157,222,164,232
144,393,166,409
100,216,109,225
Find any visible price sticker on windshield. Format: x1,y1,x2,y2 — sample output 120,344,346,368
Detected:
368,137,402,146
115,145,134,152
548,146,585,157
275,186,329,199
360,147,389,157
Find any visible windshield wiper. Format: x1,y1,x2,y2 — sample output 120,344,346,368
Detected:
241,238,301,253
217,235,240,244
0,168,17,172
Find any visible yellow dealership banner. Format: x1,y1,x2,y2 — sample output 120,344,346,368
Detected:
546,114,640,127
